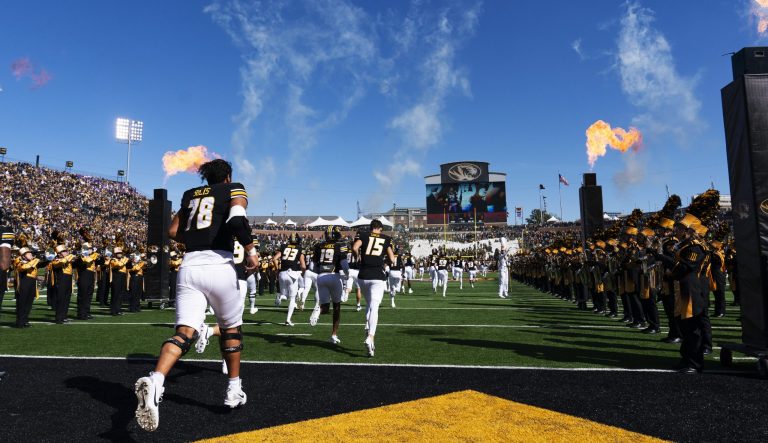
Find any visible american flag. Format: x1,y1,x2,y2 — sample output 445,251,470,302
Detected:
558,174,569,186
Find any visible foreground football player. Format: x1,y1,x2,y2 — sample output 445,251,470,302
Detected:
309,226,349,344
353,219,396,357
1,218,12,379
272,233,306,326
134,159,258,432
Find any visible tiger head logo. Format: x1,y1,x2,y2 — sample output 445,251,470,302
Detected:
447,163,481,182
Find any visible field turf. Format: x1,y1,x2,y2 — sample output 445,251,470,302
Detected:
2,276,767,442
0,275,750,371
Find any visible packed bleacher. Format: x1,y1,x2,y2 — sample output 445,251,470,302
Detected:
0,162,149,249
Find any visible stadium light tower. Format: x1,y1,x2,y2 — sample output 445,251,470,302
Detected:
115,118,143,184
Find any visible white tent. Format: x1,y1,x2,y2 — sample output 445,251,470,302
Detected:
326,216,350,227
546,216,560,223
264,218,277,225
377,216,394,227
350,216,372,227
307,217,331,227
284,219,296,226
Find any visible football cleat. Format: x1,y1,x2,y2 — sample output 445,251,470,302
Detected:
195,324,210,354
330,335,341,344
309,305,321,326
408,288,413,294
135,376,163,432
285,320,295,327
364,337,375,357
356,304,362,312
341,293,349,303
205,307,214,316
224,384,247,408
390,298,396,308
221,360,228,375
249,305,258,315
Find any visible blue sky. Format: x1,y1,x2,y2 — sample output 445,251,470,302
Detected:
0,1,762,221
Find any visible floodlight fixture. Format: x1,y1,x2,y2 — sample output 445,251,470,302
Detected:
115,117,144,184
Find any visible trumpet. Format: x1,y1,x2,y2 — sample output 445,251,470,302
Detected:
103,248,113,258
44,249,56,261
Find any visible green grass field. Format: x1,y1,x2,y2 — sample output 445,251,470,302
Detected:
0,275,750,370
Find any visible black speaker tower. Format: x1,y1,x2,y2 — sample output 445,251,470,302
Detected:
579,173,604,245
145,189,171,304
720,47,768,370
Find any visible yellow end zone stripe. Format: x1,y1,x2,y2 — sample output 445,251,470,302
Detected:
196,390,668,443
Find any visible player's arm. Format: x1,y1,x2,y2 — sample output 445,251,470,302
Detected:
227,196,258,271
351,238,363,259
299,253,307,272
386,245,396,265
271,249,282,269
169,213,183,242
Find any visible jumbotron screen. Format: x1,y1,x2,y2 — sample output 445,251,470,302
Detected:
425,181,507,224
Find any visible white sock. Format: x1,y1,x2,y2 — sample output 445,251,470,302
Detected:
228,376,241,389
287,298,296,321
206,326,215,339
249,296,256,307
150,371,165,387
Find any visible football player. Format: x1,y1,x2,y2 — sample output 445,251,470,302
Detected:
387,247,404,308
429,250,439,293
497,242,510,298
403,252,414,294
451,256,464,290
345,250,363,311
135,159,258,432
466,258,478,289
353,219,396,357
309,226,349,344
436,254,449,297
272,233,306,326
1,219,12,379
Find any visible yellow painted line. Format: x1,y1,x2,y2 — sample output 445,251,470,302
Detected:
196,390,668,443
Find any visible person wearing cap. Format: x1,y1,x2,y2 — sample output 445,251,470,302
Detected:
75,243,99,320
128,251,147,312
669,205,711,374
95,244,112,307
655,218,682,344
51,244,76,324
168,250,182,307
14,247,46,328
110,247,130,316
691,223,713,355
637,228,662,335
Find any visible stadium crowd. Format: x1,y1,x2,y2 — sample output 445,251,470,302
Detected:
0,162,149,250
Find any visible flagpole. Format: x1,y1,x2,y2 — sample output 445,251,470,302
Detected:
558,172,563,221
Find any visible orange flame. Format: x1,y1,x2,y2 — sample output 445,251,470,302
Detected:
162,145,219,177
754,0,768,35
585,120,642,168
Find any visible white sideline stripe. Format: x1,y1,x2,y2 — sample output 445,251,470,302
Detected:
7,321,743,330
0,354,676,372
275,333,312,336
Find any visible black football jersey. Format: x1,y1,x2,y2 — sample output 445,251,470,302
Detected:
466,260,477,271
313,241,348,274
233,240,250,280
278,243,303,272
404,255,414,267
357,232,392,280
390,254,404,270
178,182,247,253
1,225,12,247
437,257,449,271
